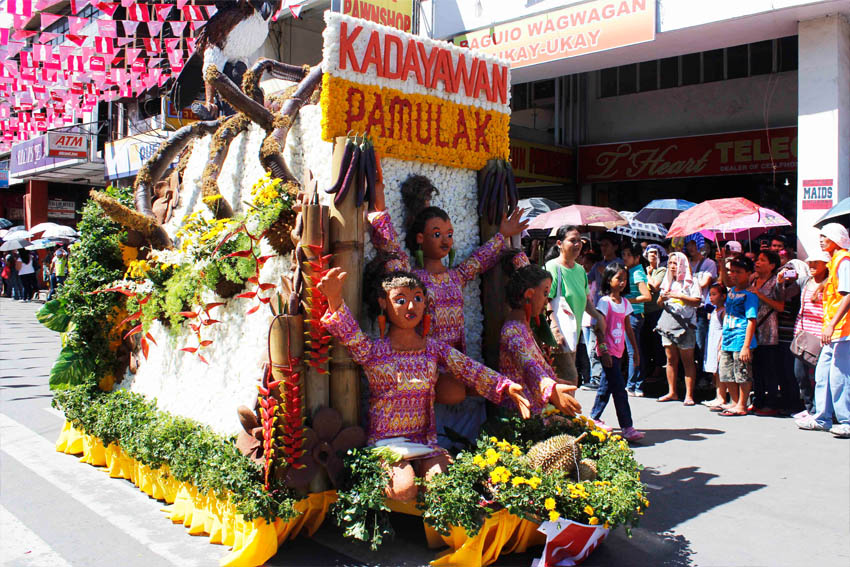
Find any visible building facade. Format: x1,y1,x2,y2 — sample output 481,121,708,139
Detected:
429,0,850,255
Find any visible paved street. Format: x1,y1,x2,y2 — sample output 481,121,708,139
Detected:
1,297,848,567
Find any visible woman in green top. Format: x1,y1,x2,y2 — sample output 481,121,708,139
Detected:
545,225,607,386
48,247,69,300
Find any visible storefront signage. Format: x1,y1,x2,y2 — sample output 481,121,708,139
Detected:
801,179,834,210
452,0,655,69
321,12,512,170
10,135,77,177
579,127,798,183
334,0,414,33
48,199,76,220
165,101,199,130
510,139,574,184
46,131,88,158
105,130,170,181
0,161,8,189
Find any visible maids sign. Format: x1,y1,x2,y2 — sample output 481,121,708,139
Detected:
46,132,88,158
801,179,834,210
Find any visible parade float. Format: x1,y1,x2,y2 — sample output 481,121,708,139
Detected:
41,12,647,567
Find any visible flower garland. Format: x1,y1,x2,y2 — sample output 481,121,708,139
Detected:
320,74,509,171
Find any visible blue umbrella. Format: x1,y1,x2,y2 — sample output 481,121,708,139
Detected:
0,218,12,229
634,199,697,224
25,238,62,250
815,197,850,228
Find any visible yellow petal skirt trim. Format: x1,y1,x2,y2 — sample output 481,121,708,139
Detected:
55,421,335,567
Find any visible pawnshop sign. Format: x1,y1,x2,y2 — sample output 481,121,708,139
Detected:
579,127,798,183
335,0,414,33
452,0,655,69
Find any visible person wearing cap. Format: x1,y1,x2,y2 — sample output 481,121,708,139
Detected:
790,251,829,419
48,247,69,301
725,241,743,257
797,224,850,438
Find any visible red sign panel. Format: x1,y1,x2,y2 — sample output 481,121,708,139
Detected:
801,179,834,210
46,132,88,158
579,127,797,183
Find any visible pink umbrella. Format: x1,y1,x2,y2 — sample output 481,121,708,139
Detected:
527,205,628,231
666,198,761,238
699,207,791,240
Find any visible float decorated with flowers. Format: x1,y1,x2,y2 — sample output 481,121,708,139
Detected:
40,11,646,567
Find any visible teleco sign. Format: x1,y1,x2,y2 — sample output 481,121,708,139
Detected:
46,132,88,158
801,179,833,210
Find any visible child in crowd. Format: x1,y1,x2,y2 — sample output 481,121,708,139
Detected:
703,283,732,411
589,264,645,441
622,242,651,397
717,257,758,417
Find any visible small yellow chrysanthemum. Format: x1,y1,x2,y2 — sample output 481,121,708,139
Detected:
527,476,542,489
511,476,526,487
588,517,599,525
489,466,511,484
548,510,560,522
544,498,556,511
556,485,562,495
642,498,650,508
584,505,594,516
485,448,500,466
489,437,498,443
604,521,610,529
473,454,486,468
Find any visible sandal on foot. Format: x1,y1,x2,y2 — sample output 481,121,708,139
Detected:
719,409,747,416
657,395,677,403
683,399,696,406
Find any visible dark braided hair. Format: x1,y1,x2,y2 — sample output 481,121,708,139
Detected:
362,254,427,320
501,250,552,309
400,175,449,255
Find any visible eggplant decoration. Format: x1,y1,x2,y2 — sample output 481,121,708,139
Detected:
476,158,518,226
325,133,379,209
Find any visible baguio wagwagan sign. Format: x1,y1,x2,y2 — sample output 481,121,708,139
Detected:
579,127,798,183
320,12,511,170
452,0,655,69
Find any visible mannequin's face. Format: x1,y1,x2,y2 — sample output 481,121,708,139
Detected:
378,286,427,330
417,217,453,260
525,278,552,317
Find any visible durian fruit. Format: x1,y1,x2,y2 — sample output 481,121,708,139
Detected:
526,434,584,474
575,458,598,482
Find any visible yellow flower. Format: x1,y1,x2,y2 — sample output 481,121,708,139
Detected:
556,485,562,495
472,455,486,468
489,437,498,443
527,476,542,489
588,517,599,525
548,510,560,522
604,521,610,529
485,448,500,466
511,476,526,487
489,466,511,484
544,498,556,511
584,505,594,516
642,498,650,508
202,194,223,203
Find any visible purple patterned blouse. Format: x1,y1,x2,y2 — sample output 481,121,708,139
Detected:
367,210,506,352
321,302,515,446
499,320,557,414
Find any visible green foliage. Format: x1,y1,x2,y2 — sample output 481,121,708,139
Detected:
332,448,394,550
420,416,648,537
52,386,298,522
163,265,201,328
37,299,72,332
200,232,257,291
45,191,129,389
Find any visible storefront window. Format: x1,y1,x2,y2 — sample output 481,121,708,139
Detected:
778,36,798,72
703,49,724,83
600,68,618,98
618,64,637,94
750,40,774,75
681,53,701,85
639,61,658,92
726,44,748,79
659,57,679,89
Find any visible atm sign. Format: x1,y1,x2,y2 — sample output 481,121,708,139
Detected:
801,179,834,210
46,132,88,158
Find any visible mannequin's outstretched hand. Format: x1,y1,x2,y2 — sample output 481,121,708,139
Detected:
317,267,348,312
499,208,529,238
507,382,531,419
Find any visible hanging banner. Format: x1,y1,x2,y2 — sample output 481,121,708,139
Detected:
452,0,655,69
10,135,78,176
104,129,170,180
320,12,512,170
333,0,414,33
510,139,574,184
579,127,798,183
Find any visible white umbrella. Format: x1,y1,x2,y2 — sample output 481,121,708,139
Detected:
29,222,63,235
611,211,668,242
40,225,80,239
2,227,33,239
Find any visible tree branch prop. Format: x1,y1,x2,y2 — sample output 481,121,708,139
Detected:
260,66,324,183
134,119,223,218
241,59,311,105
200,113,253,219
90,190,173,249
205,65,275,131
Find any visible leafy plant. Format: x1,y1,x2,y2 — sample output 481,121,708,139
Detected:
332,448,394,550
37,299,72,332
52,386,298,522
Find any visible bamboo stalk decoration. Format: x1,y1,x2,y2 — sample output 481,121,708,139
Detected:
479,199,508,370
299,177,331,417
268,312,306,485
328,136,364,428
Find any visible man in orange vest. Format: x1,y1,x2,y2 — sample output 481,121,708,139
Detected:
797,223,850,437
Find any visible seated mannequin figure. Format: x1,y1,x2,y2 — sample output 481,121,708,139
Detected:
318,268,530,500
